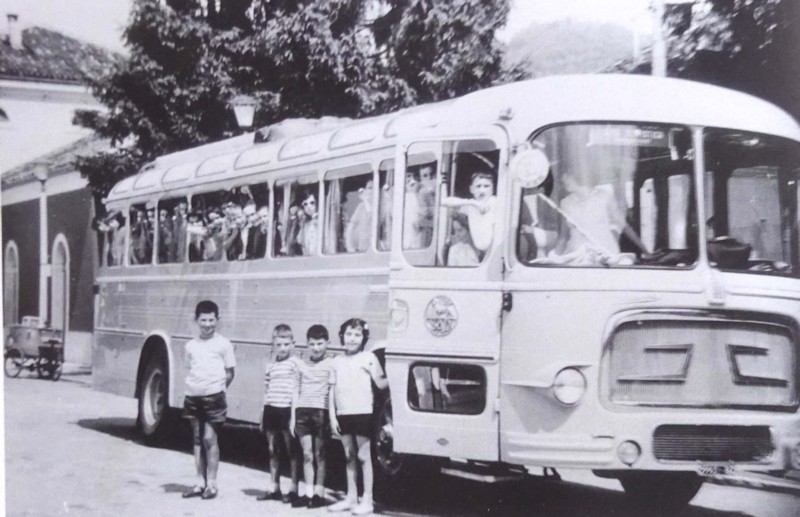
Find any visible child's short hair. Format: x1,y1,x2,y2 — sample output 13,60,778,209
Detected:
195,300,219,319
338,318,369,349
273,323,294,340
307,324,329,341
470,171,495,185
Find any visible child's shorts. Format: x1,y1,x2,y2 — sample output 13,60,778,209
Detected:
337,413,373,438
183,392,227,423
295,408,329,438
262,405,291,432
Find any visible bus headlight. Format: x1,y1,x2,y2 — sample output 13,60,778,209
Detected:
617,440,641,466
552,367,586,405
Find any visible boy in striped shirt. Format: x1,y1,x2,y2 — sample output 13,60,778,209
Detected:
289,324,334,508
258,324,301,503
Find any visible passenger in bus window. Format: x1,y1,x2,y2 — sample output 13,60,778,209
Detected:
378,181,393,251
171,201,188,263
260,324,301,503
446,212,479,266
240,202,256,260
181,300,236,500
130,207,152,265
328,318,388,515
417,165,437,247
344,180,374,253
158,208,174,263
441,171,497,255
519,172,559,262
245,203,268,260
553,168,647,266
284,205,303,256
403,172,423,248
203,209,224,262
107,212,126,266
299,193,319,256
222,201,244,261
186,211,205,263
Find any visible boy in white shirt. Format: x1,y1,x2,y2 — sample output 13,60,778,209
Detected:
181,300,236,500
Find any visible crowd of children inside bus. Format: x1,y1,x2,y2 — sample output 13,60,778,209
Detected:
181,299,386,514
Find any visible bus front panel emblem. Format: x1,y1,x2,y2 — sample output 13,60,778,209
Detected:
424,296,458,337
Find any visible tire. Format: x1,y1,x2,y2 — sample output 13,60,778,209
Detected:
137,354,176,444
4,350,24,378
37,357,54,379
372,395,442,500
619,472,704,509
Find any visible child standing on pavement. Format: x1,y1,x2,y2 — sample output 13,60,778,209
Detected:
290,324,335,509
182,300,236,500
259,324,301,504
328,318,389,515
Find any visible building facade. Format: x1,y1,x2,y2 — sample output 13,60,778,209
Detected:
1,16,118,365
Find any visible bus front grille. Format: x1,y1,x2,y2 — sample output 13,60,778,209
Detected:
605,315,797,409
653,425,774,462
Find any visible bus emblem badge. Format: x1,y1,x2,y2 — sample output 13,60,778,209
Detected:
425,296,458,337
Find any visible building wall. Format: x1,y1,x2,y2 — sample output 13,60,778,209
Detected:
48,187,96,332
2,199,39,322
2,177,97,365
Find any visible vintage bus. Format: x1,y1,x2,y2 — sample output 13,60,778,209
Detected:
94,75,800,507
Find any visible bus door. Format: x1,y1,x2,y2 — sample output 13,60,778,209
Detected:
385,130,508,462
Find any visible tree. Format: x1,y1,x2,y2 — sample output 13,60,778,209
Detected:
75,0,520,197
664,0,799,121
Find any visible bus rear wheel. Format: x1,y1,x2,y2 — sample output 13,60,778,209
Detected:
137,354,176,444
619,472,704,509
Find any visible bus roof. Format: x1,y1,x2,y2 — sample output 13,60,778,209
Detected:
104,74,800,206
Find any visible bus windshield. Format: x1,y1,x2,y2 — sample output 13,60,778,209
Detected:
518,123,696,268
703,129,800,276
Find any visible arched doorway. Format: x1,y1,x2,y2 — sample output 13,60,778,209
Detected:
4,241,20,325
50,235,70,333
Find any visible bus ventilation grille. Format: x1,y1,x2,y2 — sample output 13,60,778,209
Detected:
653,425,774,462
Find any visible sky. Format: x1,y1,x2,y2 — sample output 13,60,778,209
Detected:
0,0,655,52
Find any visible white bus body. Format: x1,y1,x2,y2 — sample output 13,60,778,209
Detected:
95,75,800,506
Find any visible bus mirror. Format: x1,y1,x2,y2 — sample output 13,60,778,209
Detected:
510,148,550,188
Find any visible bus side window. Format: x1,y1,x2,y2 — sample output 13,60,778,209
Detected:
377,159,394,251
94,209,126,267
324,164,373,254
128,203,154,265
156,197,188,264
273,176,319,257
408,363,485,414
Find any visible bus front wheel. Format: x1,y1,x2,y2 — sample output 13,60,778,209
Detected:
137,354,175,443
372,395,441,500
619,472,704,509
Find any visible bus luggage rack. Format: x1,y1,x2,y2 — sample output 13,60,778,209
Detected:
653,425,774,463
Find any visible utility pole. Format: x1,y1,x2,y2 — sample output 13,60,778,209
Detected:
651,0,667,77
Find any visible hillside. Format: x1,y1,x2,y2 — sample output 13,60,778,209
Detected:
505,19,641,76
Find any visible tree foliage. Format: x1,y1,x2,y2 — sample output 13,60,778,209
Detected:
663,0,800,121
75,0,519,197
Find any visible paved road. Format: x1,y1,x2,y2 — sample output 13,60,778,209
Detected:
5,373,799,516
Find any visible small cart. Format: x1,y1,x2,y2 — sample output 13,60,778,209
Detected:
4,316,64,381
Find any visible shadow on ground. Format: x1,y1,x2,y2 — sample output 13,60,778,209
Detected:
75,417,750,517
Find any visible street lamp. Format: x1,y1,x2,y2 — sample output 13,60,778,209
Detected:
32,162,50,324
230,94,258,129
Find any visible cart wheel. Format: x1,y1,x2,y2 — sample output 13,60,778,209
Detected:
4,350,24,378
37,357,55,380
51,360,63,381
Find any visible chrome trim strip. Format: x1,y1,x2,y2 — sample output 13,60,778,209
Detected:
98,266,389,283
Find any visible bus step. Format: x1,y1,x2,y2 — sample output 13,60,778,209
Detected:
440,461,527,483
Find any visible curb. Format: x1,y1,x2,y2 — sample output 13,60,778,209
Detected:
705,473,800,496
